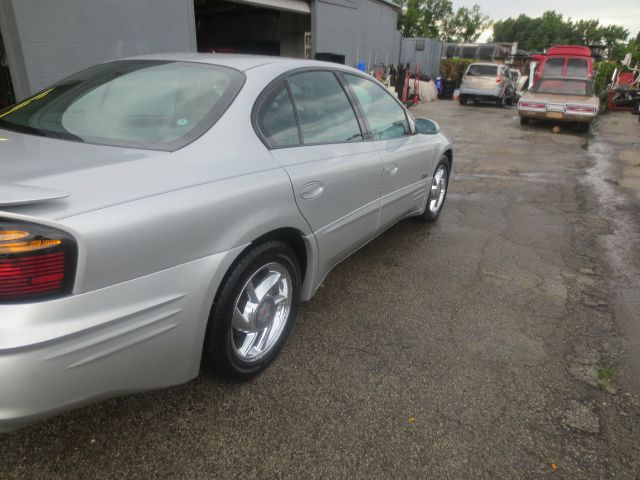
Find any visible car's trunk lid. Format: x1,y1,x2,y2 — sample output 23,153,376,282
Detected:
0,128,179,220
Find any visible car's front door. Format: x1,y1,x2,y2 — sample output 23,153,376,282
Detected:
343,73,435,232
256,71,383,281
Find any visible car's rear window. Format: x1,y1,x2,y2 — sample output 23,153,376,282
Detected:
465,64,498,77
0,60,244,151
566,58,589,77
532,79,593,96
541,58,565,76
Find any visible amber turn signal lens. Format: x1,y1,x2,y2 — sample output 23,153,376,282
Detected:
0,230,29,242
0,239,62,254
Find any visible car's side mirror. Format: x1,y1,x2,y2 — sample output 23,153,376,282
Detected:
415,118,440,134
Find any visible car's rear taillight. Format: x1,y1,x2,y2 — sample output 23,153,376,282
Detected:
519,101,547,110
0,220,76,302
566,105,596,114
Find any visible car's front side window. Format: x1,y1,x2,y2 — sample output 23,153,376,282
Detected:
286,71,362,145
344,73,409,140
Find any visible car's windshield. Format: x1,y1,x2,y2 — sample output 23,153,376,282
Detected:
0,60,244,150
465,64,498,77
531,78,593,96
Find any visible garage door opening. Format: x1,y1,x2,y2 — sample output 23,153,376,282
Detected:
194,0,310,58
0,28,16,108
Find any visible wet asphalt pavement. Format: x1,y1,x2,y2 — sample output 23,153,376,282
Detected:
2,100,640,479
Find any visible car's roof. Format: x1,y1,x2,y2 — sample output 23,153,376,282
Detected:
468,62,500,67
125,53,359,73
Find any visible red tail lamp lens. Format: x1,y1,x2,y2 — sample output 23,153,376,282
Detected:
0,220,76,302
520,102,546,110
566,105,595,114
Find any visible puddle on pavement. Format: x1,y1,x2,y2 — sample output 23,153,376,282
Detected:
583,130,640,394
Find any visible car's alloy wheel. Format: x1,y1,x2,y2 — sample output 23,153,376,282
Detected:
204,241,300,377
418,157,450,223
230,262,292,362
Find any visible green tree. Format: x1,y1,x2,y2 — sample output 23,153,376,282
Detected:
492,11,630,54
442,5,492,42
599,24,630,51
397,0,490,42
397,0,453,38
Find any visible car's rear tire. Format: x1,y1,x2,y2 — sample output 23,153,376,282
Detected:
417,157,450,223
459,95,467,105
203,241,301,378
520,117,530,126
496,94,506,107
577,122,590,133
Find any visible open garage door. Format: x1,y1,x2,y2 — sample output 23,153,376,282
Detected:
194,0,310,58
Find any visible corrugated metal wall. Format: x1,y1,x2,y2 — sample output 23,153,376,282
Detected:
313,0,401,68
400,37,443,77
1,0,197,99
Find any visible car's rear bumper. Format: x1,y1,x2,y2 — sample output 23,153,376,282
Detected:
518,110,595,123
459,86,503,98
0,247,241,433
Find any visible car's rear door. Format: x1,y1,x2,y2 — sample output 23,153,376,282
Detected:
342,72,435,232
255,70,383,280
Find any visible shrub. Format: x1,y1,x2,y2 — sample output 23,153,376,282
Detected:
440,58,475,86
593,61,618,95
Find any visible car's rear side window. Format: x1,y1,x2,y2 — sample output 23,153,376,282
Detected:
255,82,300,147
0,60,245,151
566,58,588,77
466,64,498,77
286,71,362,145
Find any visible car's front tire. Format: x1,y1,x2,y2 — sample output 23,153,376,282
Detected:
418,156,450,223
204,241,301,378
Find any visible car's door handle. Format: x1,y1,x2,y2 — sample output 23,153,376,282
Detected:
300,181,324,199
385,165,398,176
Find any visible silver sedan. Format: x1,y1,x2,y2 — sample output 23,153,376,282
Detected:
0,54,452,431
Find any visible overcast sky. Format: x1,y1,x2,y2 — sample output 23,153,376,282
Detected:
451,0,640,42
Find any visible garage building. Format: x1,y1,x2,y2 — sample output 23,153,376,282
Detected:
0,0,401,102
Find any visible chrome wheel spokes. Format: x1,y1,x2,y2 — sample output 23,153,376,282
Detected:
231,262,292,362
429,165,448,214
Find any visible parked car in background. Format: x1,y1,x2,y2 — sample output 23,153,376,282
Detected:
459,63,515,107
518,76,598,131
0,54,453,431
